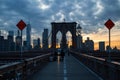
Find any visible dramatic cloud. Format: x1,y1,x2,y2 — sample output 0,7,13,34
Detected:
0,0,120,47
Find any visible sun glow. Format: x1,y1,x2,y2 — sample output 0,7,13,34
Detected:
37,0,51,10
94,40,120,50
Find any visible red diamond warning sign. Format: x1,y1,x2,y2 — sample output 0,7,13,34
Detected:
16,20,26,31
104,19,115,30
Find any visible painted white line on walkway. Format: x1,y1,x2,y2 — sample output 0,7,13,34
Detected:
64,64,66,69
64,57,68,80
64,77,68,80
73,56,103,80
64,69,67,74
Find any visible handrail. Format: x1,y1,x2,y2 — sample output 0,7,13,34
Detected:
71,51,105,61
70,50,120,80
26,53,51,61
0,62,23,74
111,61,120,66
0,53,51,75
70,50,120,66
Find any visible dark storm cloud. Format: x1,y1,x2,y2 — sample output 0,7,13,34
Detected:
0,0,51,35
100,0,120,21
0,0,29,17
0,0,120,37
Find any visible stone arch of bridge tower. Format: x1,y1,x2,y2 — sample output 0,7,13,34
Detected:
56,31,62,48
51,22,77,49
66,31,72,48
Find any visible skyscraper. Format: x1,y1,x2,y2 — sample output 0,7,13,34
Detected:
85,37,94,51
8,31,15,51
26,23,31,50
3,39,9,51
0,30,1,36
8,31,14,36
0,36,4,51
33,38,41,49
99,41,105,52
8,31,14,42
15,30,21,51
42,29,48,49
23,40,27,50
37,38,41,48
33,39,38,48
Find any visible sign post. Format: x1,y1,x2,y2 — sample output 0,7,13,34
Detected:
104,19,115,61
16,20,26,61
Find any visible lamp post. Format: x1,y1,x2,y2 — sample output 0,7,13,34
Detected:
76,24,82,49
76,24,82,36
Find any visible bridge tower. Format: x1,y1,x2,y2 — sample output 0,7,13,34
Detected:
51,22,77,49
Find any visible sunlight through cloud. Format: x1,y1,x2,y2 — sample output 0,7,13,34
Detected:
94,1,104,15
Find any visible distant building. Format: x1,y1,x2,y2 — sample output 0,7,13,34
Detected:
8,31,14,36
0,30,1,36
23,41,27,46
15,30,21,51
0,31,15,51
0,36,4,51
37,38,41,48
85,37,94,51
3,39,9,51
112,46,119,52
99,41,105,52
33,39,38,48
26,23,31,50
23,41,27,51
8,31,15,51
33,38,41,49
42,29,48,49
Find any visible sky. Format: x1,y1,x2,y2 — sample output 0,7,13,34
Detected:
0,0,120,49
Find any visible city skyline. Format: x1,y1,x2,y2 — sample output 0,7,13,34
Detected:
0,23,120,50
0,0,120,50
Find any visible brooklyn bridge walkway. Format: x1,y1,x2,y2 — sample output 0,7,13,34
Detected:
29,55,103,80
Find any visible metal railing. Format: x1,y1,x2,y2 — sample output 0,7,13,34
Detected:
0,53,51,80
70,50,120,80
